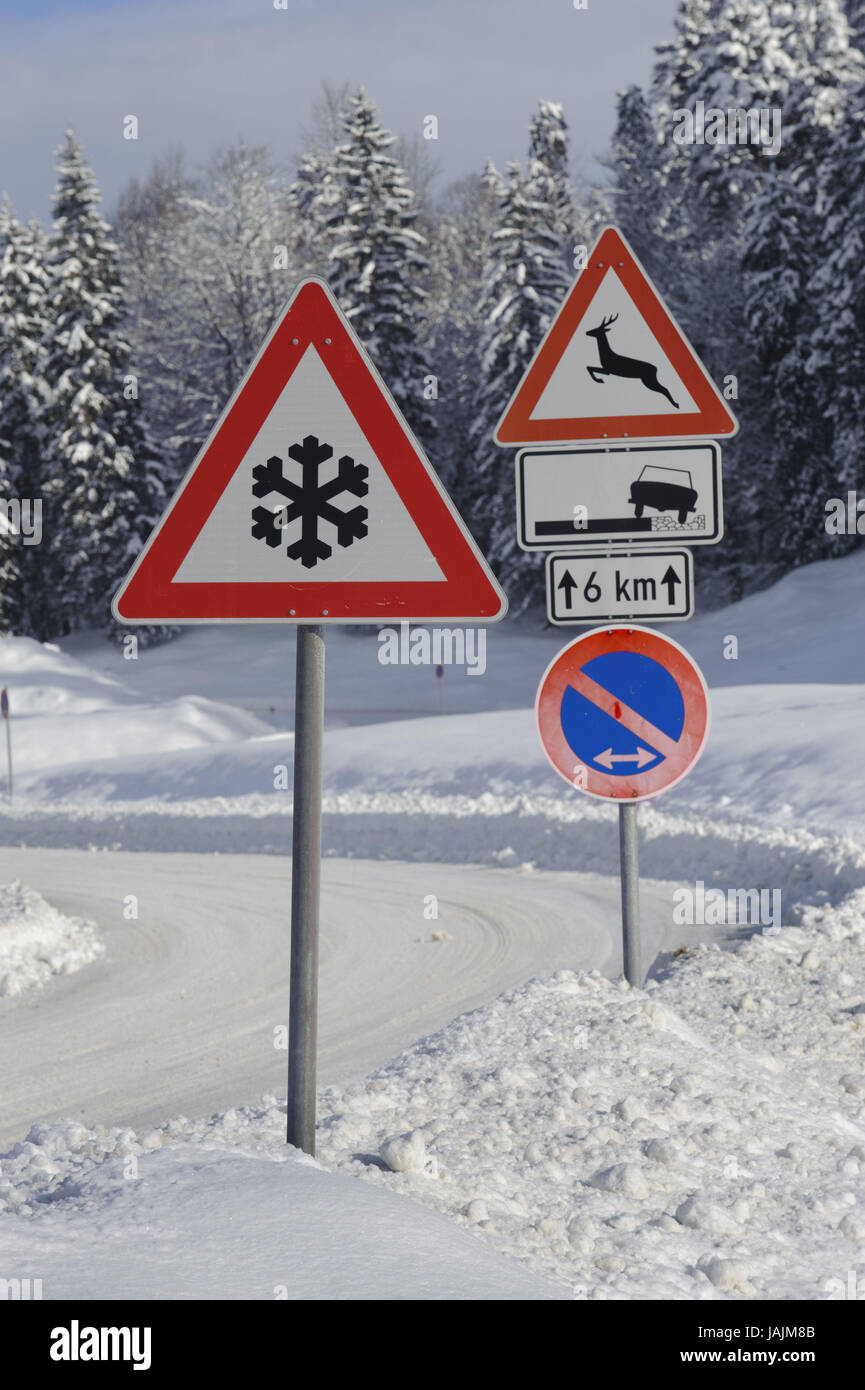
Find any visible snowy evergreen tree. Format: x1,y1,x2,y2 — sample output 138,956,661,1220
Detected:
809,94,865,541
305,87,435,447
653,0,862,231
740,165,826,582
526,101,579,287
0,202,49,635
780,1,864,200
647,0,863,598
607,85,670,283
469,160,574,610
845,0,865,46
288,142,344,282
41,130,170,637
425,163,503,504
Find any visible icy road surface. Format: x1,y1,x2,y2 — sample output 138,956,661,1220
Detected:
0,847,708,1149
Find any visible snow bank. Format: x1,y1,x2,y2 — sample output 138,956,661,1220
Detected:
4,885,865,1299
0,633,273,785
0,549,861,841
0,881,103,997
0,1122,563,1300
0,789,860,921
311,889,865,1300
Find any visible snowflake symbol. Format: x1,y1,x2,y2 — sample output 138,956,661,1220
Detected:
251,434,369,569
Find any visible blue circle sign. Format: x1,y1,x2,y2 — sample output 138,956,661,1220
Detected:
536,626,710,801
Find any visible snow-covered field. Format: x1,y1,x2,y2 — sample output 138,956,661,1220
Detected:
0,551,863,1298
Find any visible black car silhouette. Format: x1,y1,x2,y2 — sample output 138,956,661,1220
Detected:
629,465,697,524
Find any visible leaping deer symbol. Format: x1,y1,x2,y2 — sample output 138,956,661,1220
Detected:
585,313,679,409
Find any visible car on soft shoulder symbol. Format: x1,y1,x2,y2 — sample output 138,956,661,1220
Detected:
628,465,698,524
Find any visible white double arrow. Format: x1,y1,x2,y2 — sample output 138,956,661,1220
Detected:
596,746,654,769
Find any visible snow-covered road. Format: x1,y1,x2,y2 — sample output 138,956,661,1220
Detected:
0,847,699,1148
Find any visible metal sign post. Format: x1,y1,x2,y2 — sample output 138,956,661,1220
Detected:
1,688,11,800
286,626,325,1155
618,802,641,986
536,627,710,990
112,276,506,1161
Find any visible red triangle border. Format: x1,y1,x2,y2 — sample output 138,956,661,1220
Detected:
115,280,506,624
495,227,738,446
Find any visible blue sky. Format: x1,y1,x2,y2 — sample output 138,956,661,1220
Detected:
0,0,681,220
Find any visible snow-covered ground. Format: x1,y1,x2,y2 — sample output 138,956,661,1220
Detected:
2,885,864,1299
0,550,863,1298
0,1129,564,1300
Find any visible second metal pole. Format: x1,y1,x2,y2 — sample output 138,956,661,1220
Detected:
287,624,325,1154
618,802,641,987
4,714,11,801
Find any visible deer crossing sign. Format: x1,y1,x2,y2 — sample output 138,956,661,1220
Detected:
495,227,738,447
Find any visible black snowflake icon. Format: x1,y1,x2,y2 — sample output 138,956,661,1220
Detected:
251,434,368,569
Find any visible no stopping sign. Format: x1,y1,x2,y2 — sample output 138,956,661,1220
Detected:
536,625,710,802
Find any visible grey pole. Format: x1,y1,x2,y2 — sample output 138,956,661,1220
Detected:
618,802,641,987
287,625,325,1154
2,691,10,801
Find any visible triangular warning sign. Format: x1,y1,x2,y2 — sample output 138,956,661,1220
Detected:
114,279,506,624
495,227,738,446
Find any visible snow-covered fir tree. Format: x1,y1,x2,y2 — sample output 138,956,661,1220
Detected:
648,0,863,596
740,165,825,581
808,93,865,539
845,0,865,46
526,101,578,285
0,202,49,635
304,87,435,447
653,0,862,230
607,85,670,284
469,158,575,610
41,130,170,638
425,163,503,504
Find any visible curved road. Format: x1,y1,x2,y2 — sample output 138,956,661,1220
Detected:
0,848,689,1147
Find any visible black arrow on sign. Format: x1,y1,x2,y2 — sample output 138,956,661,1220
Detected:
661,565,682,605
557,569,578,607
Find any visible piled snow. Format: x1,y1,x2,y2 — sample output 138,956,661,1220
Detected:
0,792,859,926
0,548,857,841
312,892,865,1299
0,1121,563,1300
4,885,865,1299
0,635,272,790
0,881,103,997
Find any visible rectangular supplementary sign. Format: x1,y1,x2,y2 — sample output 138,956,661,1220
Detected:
516,441,722,550
546,548,694,624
